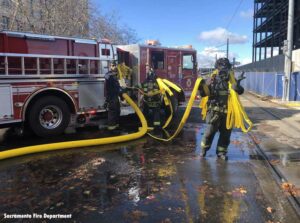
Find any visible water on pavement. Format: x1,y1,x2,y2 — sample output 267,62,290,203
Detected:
0,120,298,222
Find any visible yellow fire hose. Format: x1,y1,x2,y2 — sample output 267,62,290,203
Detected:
0,75,252,160
226,83,253,132
147,78,203,141
199,82,253,133
0,93,148,161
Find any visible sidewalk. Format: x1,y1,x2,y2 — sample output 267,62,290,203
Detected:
240,92,300,205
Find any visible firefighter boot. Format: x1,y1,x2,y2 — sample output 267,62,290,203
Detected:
217,146,228,161
200,141,210,158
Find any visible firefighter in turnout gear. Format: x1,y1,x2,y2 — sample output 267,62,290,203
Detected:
105,61,121,131
140,68,162,130
198,58,245,160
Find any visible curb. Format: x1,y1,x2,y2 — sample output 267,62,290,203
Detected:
246,91,300,110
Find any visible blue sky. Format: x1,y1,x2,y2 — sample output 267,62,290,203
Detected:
94,0,254,67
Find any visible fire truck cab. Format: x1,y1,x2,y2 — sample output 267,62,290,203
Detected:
117,42,198,103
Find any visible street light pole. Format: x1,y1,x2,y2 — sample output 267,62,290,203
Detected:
283,0,294,101
226,38,229,59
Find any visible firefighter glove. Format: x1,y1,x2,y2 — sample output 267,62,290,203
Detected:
237,72,246,85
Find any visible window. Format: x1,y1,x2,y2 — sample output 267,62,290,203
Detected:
151,51,164,69
183,54,194,70
101,49,110,56
2,0,10,8
2,16,9,30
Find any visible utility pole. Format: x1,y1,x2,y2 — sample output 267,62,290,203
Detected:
283,0,294,101
226,38,229,59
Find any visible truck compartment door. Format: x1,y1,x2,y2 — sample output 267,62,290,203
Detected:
78,81,105,110
0,85,13,120
167,55,179,81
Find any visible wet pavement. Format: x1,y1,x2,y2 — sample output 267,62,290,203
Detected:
241,93,300,210
0,108,299,222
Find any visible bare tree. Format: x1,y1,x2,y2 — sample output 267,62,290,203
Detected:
6,0,89,37
2,0,138,42
89,9,138,44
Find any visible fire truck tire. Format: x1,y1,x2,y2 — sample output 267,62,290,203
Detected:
28,96,71,137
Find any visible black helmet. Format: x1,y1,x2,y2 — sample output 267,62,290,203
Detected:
147,68,157,81
215,58,231,70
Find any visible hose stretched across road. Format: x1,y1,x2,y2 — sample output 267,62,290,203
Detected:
0,94,148,161
0,77,252,160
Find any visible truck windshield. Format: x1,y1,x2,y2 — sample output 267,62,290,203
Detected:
151,51,164,69
183,54,194,70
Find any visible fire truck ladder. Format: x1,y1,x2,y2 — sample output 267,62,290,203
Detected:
0,53,112,76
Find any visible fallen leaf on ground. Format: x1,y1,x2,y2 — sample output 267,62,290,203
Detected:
161,218,172,223
83,205,97,211
232,187,247,197
231,140,242,145
130,210,148,219
281,183,300,196
267,207,273,213
270,160,280,165
146,195,155,200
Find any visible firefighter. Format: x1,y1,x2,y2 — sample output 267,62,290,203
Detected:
198,58,245,160
140,68,162,130
105,61,121,131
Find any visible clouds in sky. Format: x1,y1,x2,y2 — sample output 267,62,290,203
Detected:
198,27,248,45
198,47,241,68
197,27,250,67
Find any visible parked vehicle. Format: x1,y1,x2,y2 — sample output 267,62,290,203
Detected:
0,31,197,137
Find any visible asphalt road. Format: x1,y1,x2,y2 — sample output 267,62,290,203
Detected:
0,108,299,223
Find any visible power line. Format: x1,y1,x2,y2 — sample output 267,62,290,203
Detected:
226,0,244,30
215,43,227,48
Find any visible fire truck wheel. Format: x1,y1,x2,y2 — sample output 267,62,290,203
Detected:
28,96,70,137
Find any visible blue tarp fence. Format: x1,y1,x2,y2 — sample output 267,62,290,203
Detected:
239,71,300,101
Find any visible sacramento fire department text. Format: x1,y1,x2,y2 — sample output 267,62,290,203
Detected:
3,213,72,219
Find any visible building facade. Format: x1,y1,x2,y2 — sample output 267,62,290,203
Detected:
253,0,300,62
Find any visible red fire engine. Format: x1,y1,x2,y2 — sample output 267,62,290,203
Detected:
0,31,197,137
118,41,197,95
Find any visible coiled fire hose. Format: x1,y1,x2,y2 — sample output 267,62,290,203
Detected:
199,81,253,133
147,78,203,141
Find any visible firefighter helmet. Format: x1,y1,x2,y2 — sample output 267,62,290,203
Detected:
215,58,231,70
147,68,157,81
